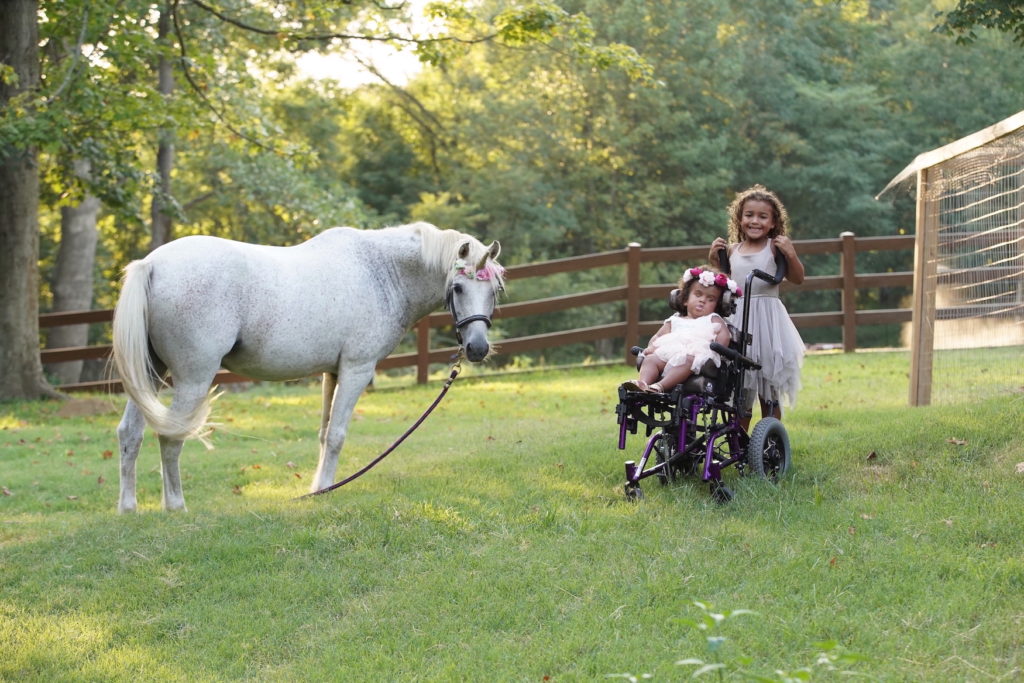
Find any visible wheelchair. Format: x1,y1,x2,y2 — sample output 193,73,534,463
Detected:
614,254,793,502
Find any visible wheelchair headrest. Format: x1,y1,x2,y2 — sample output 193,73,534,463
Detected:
669,288,684,314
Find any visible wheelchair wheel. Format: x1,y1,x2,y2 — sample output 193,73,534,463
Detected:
747,417,791,482
654,432,677,485
710,480,733,504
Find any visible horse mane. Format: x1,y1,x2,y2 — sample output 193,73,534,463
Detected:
413,222,505,291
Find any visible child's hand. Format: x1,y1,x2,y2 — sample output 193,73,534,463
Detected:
774,235,797,258
709,237,728,267
772,235,805,284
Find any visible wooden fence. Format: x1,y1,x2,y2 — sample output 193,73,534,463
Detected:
40,232,918,392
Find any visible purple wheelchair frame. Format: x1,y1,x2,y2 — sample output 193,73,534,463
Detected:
616,352,749,502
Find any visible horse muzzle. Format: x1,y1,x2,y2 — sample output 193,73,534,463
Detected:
454,314,492,362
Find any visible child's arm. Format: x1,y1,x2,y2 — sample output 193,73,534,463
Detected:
708,237,730,269
711,315,732,347
643,322,671,354
772,236,805,285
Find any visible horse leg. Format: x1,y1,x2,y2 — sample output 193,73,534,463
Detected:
116,399,146,513
157,434,188,511
311,362,375,492
157,380,213,511
318,372,338,455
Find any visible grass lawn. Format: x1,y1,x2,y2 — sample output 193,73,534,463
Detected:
1,349,1022,680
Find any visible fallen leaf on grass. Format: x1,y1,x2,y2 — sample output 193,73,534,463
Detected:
285,461,296,469
101,450,113,459
97,476,105,485
232,485,242,495
2,486,12,496
866,451,877,460
946,437,967,446
67,495,78,500
860,513,874,520
1015,462,1024,475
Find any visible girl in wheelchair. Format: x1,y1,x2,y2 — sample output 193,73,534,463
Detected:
623,266,741,394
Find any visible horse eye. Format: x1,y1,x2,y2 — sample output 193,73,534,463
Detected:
453,283,464,295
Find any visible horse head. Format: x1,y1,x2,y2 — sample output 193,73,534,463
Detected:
447,240,503,362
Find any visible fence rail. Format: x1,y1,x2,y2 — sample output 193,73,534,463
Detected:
40,232,918,392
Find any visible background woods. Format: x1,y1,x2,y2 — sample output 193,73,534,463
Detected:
3,0,1024,398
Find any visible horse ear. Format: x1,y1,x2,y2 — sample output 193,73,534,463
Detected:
487,241,501,260
458,242,471,259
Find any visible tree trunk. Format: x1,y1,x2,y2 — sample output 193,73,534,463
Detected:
45,161,101,386
0,0,59,400
150,4,175,251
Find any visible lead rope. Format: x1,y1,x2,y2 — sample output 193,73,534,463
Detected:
295,352,464,500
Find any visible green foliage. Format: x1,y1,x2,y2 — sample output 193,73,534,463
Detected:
19,0,1024,357
935,0,1024,44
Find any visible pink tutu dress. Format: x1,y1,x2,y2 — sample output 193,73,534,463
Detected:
650,313,725,373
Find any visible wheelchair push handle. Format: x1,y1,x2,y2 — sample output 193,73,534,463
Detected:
717,248,730,275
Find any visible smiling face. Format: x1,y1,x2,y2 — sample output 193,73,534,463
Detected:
739,199,777,244
685,281,723,319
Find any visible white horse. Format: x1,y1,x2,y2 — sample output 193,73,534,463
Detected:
112,222,503,512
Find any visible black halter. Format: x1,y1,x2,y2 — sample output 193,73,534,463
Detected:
445,284,494,344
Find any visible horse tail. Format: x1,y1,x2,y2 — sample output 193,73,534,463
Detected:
113,260,214,442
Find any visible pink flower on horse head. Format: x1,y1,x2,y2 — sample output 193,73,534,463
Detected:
476,262,505,281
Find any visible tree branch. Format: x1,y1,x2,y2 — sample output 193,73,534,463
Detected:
44,5,90,105
170,0,277,152
189,0,497,47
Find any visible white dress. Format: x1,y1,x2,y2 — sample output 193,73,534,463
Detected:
650,313,724,373
728,240,804,407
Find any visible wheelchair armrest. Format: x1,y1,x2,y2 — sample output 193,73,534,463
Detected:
710,341,761,371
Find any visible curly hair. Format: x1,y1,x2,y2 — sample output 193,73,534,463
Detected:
726,184,791,244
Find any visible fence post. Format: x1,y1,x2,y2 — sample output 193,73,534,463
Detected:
624,242,641,363
416,317,430,384
909,168,938,406
840,231,857,352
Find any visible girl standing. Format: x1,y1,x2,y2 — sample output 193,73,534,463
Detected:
709,184,805,425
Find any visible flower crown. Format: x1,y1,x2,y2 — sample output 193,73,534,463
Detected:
452,258,505,282
683,267,742,297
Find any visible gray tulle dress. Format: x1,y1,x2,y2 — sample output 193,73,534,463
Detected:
728,241,804,408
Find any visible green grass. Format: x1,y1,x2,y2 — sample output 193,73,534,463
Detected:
2,350,1023,680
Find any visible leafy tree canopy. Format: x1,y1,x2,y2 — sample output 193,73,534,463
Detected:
936,0,1024,44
